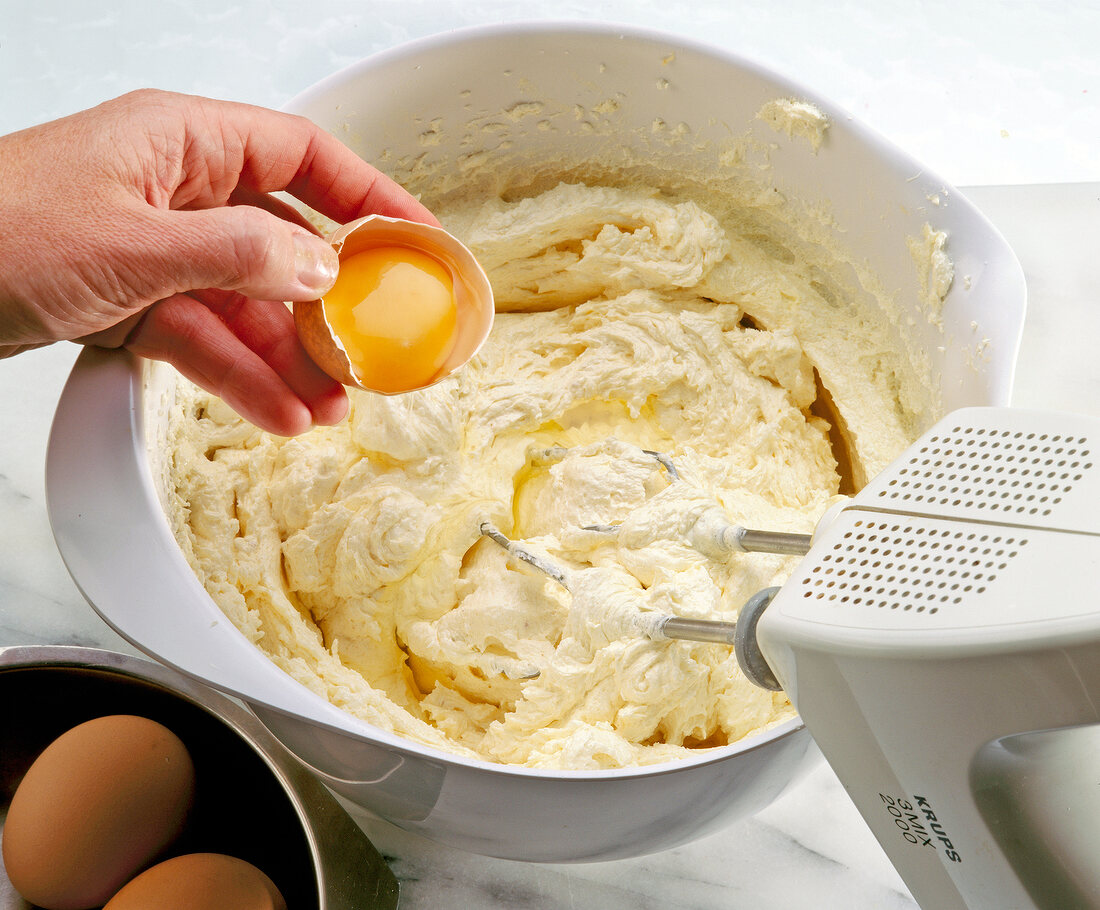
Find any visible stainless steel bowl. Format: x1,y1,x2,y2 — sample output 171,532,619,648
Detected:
0,646,397,910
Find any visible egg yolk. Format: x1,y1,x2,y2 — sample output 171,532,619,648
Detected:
323,245,459,394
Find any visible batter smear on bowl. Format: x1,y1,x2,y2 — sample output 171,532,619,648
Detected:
167,181,932,769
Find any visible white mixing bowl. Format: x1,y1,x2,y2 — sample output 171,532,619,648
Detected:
46,23,1025,862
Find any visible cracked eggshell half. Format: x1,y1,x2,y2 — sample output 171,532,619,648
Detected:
293,214,494,394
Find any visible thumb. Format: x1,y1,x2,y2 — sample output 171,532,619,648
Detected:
151,204,339,302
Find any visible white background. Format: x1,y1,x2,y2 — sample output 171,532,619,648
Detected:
2,0,1099,187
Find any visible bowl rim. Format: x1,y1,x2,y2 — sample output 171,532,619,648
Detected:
0,643,323,804
287,18,814,111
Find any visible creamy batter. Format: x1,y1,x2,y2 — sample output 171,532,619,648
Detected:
168,181,930,769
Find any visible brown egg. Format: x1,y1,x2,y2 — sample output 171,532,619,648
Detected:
103,853,287,910
294,214,494,394
1,714,195,910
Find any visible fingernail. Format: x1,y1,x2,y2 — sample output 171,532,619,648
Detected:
294,233,339,296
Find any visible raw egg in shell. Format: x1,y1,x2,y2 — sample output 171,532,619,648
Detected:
103,853,286,910
1,715,195,910
294,215,493,394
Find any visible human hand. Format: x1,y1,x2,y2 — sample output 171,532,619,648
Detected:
0,89,440,435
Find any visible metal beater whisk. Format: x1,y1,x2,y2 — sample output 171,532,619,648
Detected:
475,446,815,676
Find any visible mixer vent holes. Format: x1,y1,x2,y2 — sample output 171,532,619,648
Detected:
878,427,1092,518
800,520,1028,614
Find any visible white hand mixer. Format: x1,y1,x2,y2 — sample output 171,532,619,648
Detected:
487,406,1100,909
746,405,1100,910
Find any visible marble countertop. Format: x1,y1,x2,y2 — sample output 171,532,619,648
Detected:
3,3,1100,907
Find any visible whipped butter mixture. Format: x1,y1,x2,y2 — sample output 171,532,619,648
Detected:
168,181,930,769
